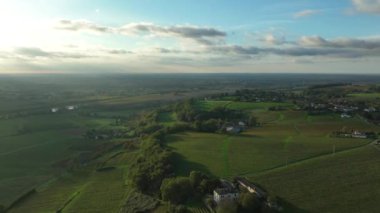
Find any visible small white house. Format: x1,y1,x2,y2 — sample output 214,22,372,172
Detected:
341,113,351,118
364,107,376,113
352,131,367,139
226,126,242,134
66,105,76,110
51,108,59,113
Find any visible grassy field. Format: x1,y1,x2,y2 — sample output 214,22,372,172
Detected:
166,111,378,178
9,149,138,213
194,100,295,112
347,93,380,101
0,111,124,207
251,146,380,213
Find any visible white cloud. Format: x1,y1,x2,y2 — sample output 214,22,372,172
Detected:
294,9,321,18
55,20,226,46
263,34,286,45
352,0,380,14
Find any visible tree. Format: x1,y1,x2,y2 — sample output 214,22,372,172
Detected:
247,115,257,127
239,192,261,212
199,178,221,194
161,177,192,204
189,171,204,188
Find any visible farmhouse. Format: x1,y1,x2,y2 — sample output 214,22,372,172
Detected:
364,107,376,113
238,121,246,127
235,177,266,198
51,108,59,113
352,130,367,139
213,180,239,203
341,113,352,118
66,105,76,110
226,126,242,134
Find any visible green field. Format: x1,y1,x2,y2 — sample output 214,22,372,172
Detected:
0,111,127,207
8,149,138,213
166,111,378,178
251,146,380,213
348,93,380,101
195,100,295,112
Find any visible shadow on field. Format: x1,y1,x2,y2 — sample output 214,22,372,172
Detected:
278,197,309,213
171,152,214,177
164,135,183,145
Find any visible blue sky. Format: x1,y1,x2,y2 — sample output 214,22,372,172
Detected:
0,0,380,73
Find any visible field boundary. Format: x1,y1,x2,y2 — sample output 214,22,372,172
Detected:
239,140,375,178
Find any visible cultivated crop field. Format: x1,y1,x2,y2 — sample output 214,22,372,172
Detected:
251,146,380,213
166,109,378,178
9,150,136,213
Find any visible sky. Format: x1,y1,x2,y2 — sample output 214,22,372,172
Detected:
0,0,380,73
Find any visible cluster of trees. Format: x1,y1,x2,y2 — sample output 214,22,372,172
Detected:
232,89,288,102
160,171,221,205
175,100,245,123
362,112,380,124
129,136,174,193
175,100,256,133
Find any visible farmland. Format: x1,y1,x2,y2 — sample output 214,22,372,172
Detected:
166,110,376,178
251,145,380,213
348,93,380,100
0,74,243,209
1,74,380,212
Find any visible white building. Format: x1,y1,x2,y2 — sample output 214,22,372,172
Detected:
213,179,239,203
235,177,266,198
51,108,59,113
352,131,367,139
66,105,76,110
213,188,239,203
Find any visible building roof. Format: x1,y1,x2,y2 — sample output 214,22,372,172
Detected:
235,177,266,197
214,187,238,195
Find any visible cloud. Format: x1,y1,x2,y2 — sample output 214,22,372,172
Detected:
299,36,380,49
210,35,380,59
14,47,90,59
294,9,321,18
263,34,286,45
55,20,226,45
55,20,113,33
106,49,133,55
11,47,132,60
352,0,380,14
